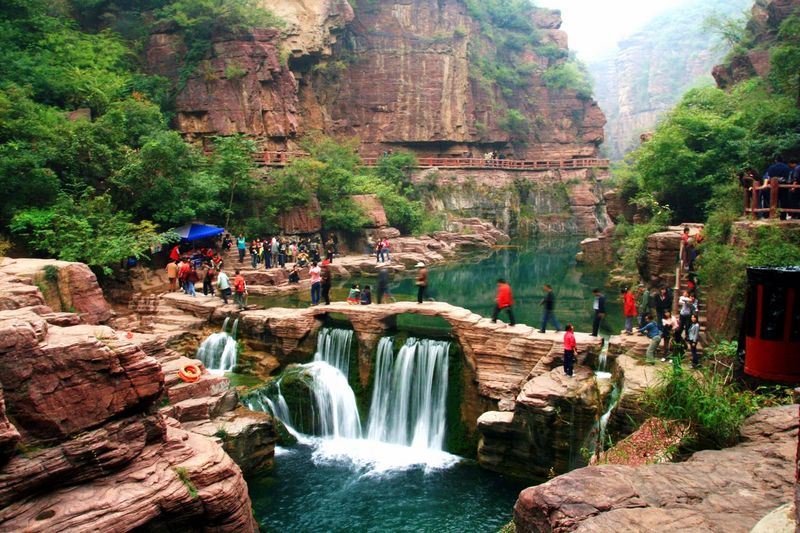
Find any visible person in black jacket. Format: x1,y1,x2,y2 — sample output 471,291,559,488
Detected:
591,288,606,336
654,286,672,328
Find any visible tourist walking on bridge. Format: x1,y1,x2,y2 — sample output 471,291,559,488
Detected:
539,284,561,333
591,289,606,337
415,262,428,304
309,261,321,306
491,278,515,326
562,324,577,377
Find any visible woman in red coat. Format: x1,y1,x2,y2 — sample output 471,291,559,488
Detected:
622,287,637,334
491,278,516,326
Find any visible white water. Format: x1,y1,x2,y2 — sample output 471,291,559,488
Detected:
367,337,451,450
196,326,238,376
256,329,457,471
314,328,353,376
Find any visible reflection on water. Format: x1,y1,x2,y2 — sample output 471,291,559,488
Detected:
251,237,623,335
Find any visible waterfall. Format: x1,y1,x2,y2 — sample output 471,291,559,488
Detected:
366,337,450,450
231,318,239,339
305,362,362,439
314,328,353,376
248,328,455,470
196,332,237,375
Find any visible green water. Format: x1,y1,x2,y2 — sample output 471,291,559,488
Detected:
251,237,623,335
248,444,526,533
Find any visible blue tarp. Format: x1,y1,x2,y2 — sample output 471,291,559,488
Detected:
171,223,225,241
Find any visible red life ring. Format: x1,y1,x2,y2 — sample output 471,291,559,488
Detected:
178,364,201,383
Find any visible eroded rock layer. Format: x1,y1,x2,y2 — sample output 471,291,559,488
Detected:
0,261,259,532
514,405,798,533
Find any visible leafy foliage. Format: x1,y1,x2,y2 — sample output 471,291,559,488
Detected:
10,192,168,273
542,60,593,99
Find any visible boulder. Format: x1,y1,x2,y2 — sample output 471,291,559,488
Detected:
514,405,798,533
351,194,389,228
0,258,111,324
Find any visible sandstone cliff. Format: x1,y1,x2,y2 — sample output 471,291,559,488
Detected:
147,0,604,160
713,0,800,88
0,262,260,532
589,0,751,161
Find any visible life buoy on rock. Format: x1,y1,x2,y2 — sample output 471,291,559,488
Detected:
178,364,201,383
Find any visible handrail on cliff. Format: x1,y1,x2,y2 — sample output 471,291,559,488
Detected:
742,177,800,220
256,151,611,171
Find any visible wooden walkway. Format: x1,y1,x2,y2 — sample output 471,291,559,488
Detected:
257,151,610,171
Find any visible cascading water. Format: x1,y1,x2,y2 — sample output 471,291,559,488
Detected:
196,318,239,375
367,337,450,450
252,328,455,470
314,328,353,376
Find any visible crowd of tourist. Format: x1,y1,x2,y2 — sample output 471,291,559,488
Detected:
740,156,800,218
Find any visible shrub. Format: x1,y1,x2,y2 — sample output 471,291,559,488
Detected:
644,362,760,449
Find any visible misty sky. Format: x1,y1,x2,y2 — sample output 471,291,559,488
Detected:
536,0,691,60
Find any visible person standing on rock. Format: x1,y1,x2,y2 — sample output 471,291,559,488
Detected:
320,259,332,305
377,266,391,304
622,287,637,335
270,237,279,268
688,314,701,368
309,261,321,306
639,314,662,364
491,278,516,326
563,324,577,377
165,260,179,292
654,286,671,328
637,285,651,328
237,234,246,264
185,265,199,297
202,266,216,296
415,262,428,304
539,284,561,333
233,269,247,309
216,269,231,305
591,288,606,337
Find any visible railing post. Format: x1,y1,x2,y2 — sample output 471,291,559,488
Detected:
743,182,749,216
752,185,759,220
770,177,779,219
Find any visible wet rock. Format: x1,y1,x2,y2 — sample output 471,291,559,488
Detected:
514,405,798,533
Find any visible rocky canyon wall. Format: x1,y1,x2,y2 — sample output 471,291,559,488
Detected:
146,0,604,160
589,0,751,161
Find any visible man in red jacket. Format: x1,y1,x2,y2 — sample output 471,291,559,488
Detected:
622,287,637,334
491,278,515,326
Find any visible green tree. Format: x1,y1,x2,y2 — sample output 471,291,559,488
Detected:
210,135,258,229
10,191,168,273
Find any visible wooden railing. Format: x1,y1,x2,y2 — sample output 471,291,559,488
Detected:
743,177,800,219
257,151,610,170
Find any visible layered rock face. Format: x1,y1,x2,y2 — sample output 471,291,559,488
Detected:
147,0,604,161
713,0,800,88
417,168,611,235
0,266,259,532
589,0,750,160
514,405,798,533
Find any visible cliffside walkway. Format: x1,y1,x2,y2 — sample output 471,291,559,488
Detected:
258,151,610,171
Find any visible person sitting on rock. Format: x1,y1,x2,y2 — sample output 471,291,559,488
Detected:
288,265,300,284
360,285,372,305
347,283,361,305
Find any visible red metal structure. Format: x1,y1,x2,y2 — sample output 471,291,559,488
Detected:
257,151,610,170
743,266,800,382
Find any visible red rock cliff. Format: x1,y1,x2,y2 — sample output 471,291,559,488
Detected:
147,0,604,160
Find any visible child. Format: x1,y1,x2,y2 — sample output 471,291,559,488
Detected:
660,310,678,361
687,314,701,368
360,285,372,305
562,324,577,377
347,284,361,305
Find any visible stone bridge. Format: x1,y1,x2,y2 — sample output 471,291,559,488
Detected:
238,301,603,403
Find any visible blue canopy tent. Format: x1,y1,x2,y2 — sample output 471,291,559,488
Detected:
171,223,225,241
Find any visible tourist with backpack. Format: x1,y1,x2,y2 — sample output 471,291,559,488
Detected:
233,269,247,309
216,269,231,304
